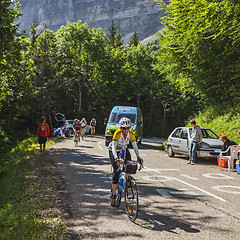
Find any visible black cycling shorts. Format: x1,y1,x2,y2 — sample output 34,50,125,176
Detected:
109,149,131,184
39,136,47,144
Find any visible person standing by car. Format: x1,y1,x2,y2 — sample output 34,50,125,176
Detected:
37,116,50,152
219,135,236,155
188,120,203,165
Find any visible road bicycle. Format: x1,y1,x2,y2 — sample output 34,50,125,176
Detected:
80,127,86,140
74,130,80,147
113,146,143,222
90,126,95,135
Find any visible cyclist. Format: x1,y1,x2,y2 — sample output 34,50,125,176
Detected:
108,117,143,207
90,118,96,135
80,118,87,137
73,119,81,140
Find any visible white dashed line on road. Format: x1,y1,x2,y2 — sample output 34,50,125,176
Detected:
144,166,226,202
180,174,199,180
211,186,240,194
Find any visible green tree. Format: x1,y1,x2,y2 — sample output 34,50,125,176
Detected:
155,0,240,110
107,20,117,47
115,26,124,48
129,31,139,46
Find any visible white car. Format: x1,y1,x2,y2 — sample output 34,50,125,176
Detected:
167,127,223,159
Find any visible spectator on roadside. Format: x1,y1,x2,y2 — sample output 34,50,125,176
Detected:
62,124,67,134
64,127,70,137
37,116,50,152
188,120,203,165
219,135,236,155
54,128,62,137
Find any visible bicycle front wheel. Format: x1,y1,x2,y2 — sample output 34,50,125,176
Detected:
124,176,139,222
74,137,78,147
115,185,121,208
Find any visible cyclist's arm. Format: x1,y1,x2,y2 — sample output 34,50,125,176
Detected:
132,141,140,158
112,141,118,159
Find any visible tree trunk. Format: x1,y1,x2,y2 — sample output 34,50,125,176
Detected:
137,95,141,108
78,82,82,113
148,98,154,134
162,102,168,135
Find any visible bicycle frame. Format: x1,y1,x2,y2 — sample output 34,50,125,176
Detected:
117,170,128,198
116,145,140,198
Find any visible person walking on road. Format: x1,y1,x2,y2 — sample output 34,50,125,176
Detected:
188,120,202,165
37,116,50,152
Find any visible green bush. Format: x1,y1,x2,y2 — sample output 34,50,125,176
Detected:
191,109,240,144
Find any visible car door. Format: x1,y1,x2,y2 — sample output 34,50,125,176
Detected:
168,128,182,153
178,128,189,154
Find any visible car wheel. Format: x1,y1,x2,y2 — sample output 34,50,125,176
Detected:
167,145,175,157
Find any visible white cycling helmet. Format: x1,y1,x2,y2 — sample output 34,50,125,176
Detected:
119,118,132,127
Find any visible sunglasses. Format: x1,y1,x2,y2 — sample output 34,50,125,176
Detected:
122,127,130,130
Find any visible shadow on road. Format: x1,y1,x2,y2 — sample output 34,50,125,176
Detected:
173,155,219,167
48,144,230,239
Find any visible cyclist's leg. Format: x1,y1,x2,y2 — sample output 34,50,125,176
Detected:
74,130,76,140
109,150,120,195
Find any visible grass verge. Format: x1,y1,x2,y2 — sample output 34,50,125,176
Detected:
0,137,67,240
193,109,240,144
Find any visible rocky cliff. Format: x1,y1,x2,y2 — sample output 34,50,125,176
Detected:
17,0,166,42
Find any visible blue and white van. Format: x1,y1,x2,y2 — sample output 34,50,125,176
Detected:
105,106,143,146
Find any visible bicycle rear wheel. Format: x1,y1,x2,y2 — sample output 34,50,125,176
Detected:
124,176,139,222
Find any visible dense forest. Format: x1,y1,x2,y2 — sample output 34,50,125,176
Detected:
1,0,240,155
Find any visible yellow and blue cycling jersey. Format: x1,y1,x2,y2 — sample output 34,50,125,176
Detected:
109,129,136,150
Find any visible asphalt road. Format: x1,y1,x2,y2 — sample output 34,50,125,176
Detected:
48,135,240,240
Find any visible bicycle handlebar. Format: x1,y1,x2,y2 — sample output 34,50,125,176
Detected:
116,158,144,172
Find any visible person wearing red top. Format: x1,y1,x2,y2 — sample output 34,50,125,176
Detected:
37,116,50,152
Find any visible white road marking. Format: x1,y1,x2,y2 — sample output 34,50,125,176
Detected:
96,188,111,193
156,188,199,198
202,173,236,180
142,175,174,182
145,167,226,202
173,178,226,202
211,186,240,194
143,167,178,172
156,189,172,197
180,174,199,180
176,188,199,196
